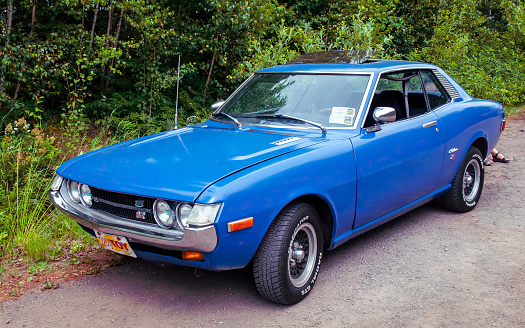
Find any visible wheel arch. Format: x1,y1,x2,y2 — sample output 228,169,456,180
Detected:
286,195,334,250
470,136,488,159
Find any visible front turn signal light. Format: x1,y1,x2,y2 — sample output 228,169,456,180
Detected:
227,217,254,233
182,252,204,261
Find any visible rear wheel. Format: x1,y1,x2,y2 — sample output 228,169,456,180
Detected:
442,147,484,212
253,202,323,305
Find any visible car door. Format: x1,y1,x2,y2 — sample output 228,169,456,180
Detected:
351,70,446,229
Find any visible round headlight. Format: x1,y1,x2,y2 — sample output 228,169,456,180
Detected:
177,203,193,228
80,184,92,207
153,200,175,229
68,180,81,203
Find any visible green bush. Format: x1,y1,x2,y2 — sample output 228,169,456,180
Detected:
408,1,525,105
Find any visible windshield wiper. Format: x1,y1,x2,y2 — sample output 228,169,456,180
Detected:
211,112,242,128
248,114,326,133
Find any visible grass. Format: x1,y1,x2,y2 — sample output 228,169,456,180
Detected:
0,117,119,266
0,112,164,293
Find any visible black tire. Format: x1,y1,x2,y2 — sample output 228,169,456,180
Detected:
253,202,324,305
442,147,484,212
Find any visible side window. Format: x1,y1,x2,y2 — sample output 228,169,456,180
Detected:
421,71,450,109
376,74,403,92
365,70,448,128
407,74,427,117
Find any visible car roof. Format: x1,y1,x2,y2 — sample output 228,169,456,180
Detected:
257,60,438,74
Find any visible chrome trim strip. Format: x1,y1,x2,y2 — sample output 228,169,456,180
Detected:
260,71,376,75
49,188,218,252
422,120,437,128
360,73,381,130
352,73,375,130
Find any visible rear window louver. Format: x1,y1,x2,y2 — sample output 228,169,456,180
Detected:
432,69,460,99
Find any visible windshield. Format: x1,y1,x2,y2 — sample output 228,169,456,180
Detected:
218,73,371,129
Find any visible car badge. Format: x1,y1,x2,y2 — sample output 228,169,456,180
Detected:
136,211,146,220
135,199,145,208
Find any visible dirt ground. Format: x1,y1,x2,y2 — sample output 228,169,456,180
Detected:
2,120,525,328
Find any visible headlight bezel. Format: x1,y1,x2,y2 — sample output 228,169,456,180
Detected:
177,203,193,228
68,180,81,203
153,199,176,229
80,184,93,207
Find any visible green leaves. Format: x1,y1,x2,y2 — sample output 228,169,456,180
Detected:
408,0,525,105
0,0,523,129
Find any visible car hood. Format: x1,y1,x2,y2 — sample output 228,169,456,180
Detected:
57,125,326,202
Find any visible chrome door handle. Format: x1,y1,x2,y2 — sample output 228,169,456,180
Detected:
422,121,437,128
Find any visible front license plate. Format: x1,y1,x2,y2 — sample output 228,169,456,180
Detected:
94,230,137,258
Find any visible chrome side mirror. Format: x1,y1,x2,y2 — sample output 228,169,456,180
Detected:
373,107,396,123
211,100,226,111
366,107,396,133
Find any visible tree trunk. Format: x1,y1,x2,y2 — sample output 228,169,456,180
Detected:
0,0,14,111
106,7,123,90
88,1,100,57
30,0,37,37
203,32,220,102
101,1,113,93
12,0,38,103
81,5,85,27
148,48,156,118
325,0,333,50
106,2,113,40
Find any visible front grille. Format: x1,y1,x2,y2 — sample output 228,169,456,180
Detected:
91,187,157,224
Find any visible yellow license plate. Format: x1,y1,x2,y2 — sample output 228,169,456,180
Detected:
94,230,137,258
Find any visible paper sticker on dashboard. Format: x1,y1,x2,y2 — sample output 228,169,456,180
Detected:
329,107,355,125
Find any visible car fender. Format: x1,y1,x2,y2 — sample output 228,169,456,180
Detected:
197,139,357,270
435,100,504,188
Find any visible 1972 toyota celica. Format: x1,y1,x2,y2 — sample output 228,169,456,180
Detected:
49,51,505,304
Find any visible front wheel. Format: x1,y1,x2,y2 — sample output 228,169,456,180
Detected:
442,147,484,212
253,202,324,305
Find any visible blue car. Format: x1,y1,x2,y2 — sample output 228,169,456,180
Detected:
49,52,505,304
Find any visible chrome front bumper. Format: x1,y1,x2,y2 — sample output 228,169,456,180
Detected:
49,187,218,253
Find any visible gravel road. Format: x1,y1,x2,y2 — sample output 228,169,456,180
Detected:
2,120,525,328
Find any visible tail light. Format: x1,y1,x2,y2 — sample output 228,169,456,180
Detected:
501,119,506,132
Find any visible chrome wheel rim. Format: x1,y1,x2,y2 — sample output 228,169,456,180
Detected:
463,158,480,202
288,221,317,288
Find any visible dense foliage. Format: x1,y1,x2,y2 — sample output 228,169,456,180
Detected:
1,0,524,127
0,0,524,263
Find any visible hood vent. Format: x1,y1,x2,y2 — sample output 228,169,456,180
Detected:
271,137,302,146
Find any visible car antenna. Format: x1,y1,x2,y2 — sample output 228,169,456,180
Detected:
174,55,181,129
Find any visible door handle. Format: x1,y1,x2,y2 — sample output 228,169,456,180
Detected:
422,121,437,128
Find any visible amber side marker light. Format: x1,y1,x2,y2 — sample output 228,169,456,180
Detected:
228,217,254,233
182,252,204,261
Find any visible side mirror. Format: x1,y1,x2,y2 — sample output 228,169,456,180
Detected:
373,107,396,124
366,107,396,133
211,100,226,111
